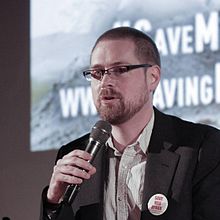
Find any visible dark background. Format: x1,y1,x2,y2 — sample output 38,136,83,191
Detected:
0,1,57,219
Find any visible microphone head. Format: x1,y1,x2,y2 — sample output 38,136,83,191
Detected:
90,120,112,144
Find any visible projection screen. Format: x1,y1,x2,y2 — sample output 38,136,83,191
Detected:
31,0,220,151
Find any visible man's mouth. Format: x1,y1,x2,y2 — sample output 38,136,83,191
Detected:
101,95,116,100
99,88,121,102
99,94,120,104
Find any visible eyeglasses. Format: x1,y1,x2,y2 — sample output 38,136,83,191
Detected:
83,64,153,81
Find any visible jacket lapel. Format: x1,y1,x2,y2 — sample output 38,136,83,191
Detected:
142,108,196,211
142,149,180,207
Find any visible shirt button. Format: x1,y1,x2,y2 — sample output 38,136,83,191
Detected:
118,197,122,201
122,165,127,169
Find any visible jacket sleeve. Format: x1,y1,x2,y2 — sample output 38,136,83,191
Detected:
39,186,75,220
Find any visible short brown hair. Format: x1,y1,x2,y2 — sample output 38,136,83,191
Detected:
91,27,161,67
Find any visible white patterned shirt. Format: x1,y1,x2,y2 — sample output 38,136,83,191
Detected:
104,112,154,220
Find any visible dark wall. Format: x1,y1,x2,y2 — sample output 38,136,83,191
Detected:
0,1,57,219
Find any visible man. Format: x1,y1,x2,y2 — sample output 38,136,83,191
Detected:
40,27,220,220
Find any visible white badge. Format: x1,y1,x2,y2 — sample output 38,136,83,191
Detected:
147,193,168,216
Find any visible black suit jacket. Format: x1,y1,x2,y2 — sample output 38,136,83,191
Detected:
41,108,220,220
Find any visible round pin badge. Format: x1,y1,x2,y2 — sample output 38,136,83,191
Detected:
147,193,168,216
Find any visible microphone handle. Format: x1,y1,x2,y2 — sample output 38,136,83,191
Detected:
62,184,80,205
62,140,101,206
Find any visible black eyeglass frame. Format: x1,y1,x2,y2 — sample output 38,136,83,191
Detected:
83,64,153,81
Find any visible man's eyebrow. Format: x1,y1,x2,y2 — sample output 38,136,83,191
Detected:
91,61,129,69
90,64,103,69
111,61,129,66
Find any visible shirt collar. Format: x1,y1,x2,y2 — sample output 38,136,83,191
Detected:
107,110,155,156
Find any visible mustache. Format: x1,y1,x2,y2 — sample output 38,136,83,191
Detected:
99,88,122,99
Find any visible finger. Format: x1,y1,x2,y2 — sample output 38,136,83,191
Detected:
68,157,95,171
57,155,95,172
64,149,92,161
57,165,92,180
88,166,96,175
53,171,83,185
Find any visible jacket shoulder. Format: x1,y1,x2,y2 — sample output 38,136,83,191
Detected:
154,107,219,142
56,133,90,161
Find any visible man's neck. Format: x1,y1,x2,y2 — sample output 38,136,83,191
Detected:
111,106,153,152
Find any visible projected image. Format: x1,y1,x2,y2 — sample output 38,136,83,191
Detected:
31,0,220,151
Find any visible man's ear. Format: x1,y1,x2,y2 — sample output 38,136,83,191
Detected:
148,65,161,92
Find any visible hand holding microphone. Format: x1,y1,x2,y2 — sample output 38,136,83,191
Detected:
46,120,112,206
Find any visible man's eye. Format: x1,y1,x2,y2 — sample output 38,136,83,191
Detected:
90,70,103,80
112,67,127,74
92,70,103,75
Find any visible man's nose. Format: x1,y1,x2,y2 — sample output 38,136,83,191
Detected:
101,69,111,78
100,71,115,86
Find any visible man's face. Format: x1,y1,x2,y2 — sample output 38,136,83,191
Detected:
90,39,156,125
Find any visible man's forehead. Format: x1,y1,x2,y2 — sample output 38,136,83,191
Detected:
91,40,136,66
92,39,135,56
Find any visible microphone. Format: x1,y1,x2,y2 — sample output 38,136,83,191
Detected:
62,120,112,206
